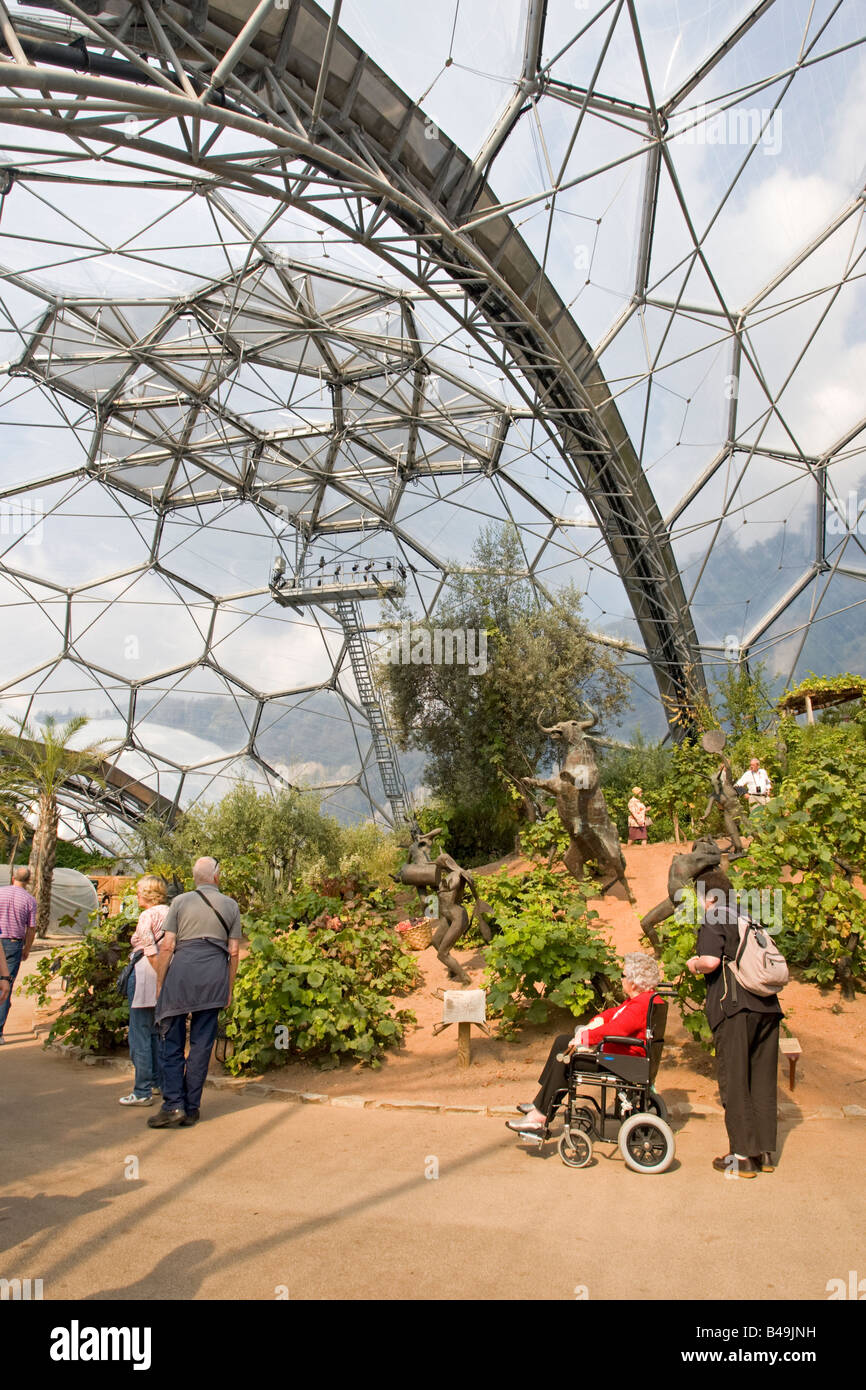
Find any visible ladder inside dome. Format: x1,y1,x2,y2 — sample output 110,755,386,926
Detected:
335,598,413,829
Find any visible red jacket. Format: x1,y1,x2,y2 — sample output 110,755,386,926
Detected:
578,989,656,1056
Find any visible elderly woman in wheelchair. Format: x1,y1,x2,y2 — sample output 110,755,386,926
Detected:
505,951,676,1172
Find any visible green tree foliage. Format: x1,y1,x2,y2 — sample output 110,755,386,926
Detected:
0,717,105,935
379,522,628,859
224,909,419,1072
650,707,866,1043
730,714,866,997
516,807,570,863
0,753,29,865
50,841,113,873
478,866,622,1030
655,663,781,841
649,886,714,1050
656,737,717,841
133,783,397,911
713,662,777,747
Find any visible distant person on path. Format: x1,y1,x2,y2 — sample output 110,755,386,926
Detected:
0,866,37,1043
687,869,782,1179
119,875,170,1108
735,758,772,807
627,787,650,845
149,858,241,1129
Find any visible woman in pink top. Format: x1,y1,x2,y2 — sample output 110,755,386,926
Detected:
119,875,170,1107
627,787,650,845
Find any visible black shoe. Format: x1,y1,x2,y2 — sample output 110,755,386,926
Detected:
712,1153,758,1178
751,1152,775,1172
181,1110,200,1126
517,1103,534,1115
147,1108,185,1129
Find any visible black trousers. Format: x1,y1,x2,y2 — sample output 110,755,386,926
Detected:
534,1034,603,1115
714,1011,780,1157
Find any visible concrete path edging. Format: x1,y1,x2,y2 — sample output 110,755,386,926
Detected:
42,1038,866,1121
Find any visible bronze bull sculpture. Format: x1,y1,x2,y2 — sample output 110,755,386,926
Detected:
522,707,631,899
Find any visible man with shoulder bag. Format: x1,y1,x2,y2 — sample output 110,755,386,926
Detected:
149,857,241,1129
687,868,787,1179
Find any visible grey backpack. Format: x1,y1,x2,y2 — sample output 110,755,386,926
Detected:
726,915,789,996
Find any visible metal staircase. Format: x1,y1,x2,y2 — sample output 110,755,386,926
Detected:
335,598,413,829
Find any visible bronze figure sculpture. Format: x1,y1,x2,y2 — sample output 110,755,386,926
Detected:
639,836,722,946
521,707,631,898
699,731,744,856
430,852,492,985
394,826,444,907
394,831,492,984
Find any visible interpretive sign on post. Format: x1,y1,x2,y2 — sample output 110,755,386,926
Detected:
442,989,486,1024
434,989,489,1068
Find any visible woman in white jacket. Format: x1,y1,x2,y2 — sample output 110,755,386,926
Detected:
119,875,170,1107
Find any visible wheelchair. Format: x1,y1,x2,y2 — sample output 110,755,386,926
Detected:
527,989,676,1174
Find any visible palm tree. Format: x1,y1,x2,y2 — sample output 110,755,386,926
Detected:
0,760,29,872
0,716,106,936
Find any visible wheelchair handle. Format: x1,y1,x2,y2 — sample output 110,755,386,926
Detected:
600,1035,649,1052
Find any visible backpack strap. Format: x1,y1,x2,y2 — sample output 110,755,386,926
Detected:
194,889,234,938
718,907,741,1007
734,917,754,969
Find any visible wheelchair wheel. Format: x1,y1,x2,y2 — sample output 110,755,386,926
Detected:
559,1129,593,1168
569,1104,595,1134
618,1113,675,1174
646,1090,668,1122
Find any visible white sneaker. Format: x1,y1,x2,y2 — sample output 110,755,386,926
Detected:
119,1093,154,1106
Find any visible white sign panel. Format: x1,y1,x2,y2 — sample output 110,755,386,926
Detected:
442,989,487,1024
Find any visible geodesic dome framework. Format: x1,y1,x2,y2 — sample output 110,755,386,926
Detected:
0,0,864,848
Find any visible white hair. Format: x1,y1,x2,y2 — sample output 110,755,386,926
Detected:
192,857,219,886
623,952,661,992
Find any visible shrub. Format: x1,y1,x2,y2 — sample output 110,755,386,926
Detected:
648,887,714,1050
478,866,622,1030
22,907,138,1053
223,912,419,1072
517,809,569,863
730,729,866,997
656,737,717,842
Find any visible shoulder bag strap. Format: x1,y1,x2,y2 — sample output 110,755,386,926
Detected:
194,888,233,938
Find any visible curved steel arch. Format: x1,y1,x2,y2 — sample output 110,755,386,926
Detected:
0,0,706,731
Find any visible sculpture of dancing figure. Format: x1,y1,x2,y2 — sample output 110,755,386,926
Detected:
393,826,444,907
394,831,492,984
639,837,722,947
430,853,492,985
521,706,631,898
699,731,744,856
